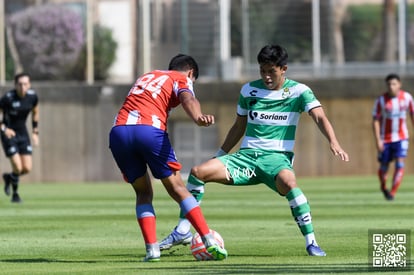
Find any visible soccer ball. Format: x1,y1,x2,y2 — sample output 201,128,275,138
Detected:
190,229,225,261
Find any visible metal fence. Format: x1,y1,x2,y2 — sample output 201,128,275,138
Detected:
1,0,414,83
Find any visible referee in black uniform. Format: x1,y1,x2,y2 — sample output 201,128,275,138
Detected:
0,72,39,203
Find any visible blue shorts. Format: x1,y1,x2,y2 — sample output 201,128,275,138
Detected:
378,140,409,163
109,125,181,182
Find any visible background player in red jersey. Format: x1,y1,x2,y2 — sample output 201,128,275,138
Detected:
372,73,414,200
0,72,39,203
109,54,227,262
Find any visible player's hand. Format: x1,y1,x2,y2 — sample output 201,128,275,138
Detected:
331,143,349,162
4,128,16,139
32,133,39,146
376,140,384,152
196,114,215,127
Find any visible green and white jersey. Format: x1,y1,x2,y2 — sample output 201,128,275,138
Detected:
237,78,321,152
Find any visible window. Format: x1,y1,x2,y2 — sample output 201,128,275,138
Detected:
170,121,218,177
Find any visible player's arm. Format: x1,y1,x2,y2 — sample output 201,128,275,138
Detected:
0,107,14,138
218,115,247,154
410,110,414,127
31,103,40,146
179,91,214,127
32,104,39,134
409,99,414,130
309,106,349,161
372,118,383,152
0,107,4,132
372,99,384,152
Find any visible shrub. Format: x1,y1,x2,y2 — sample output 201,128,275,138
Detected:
342,4,382,61
71,25,118,81
5,33,15,81
7,4,84,80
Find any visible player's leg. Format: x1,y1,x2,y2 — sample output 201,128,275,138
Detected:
8,154,23,203
276,169,326,256
1,137,16,197
161,174,204,249
131,172,161,262
389,140,408,199
159,175,204,250
2,135,32,202
377,143,392,199
109,125,161,262
160,158,230,250
160,170,227,260
378,162,390,198
177,159,230,232
388,159,403,199
20,153,33,175
140,126,226,260
390,157,404,198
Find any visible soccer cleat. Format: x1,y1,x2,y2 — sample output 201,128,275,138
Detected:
206,244,228,260
143,244,160,262
11,193,22,203
159,227,193,251
382,189,394,201
306,242,326,256
143,253,160,262
3,173,11,196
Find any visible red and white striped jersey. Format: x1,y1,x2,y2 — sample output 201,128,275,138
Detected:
372,90,414,143
113,70,194,131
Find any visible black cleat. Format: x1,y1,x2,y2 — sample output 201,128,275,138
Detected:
382,189,394,201
3,173,11,196
11,193,22,203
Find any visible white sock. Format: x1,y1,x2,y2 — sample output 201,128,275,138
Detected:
305,232,317,247
176,218,191,234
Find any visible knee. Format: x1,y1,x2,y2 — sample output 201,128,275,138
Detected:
190,166,203,181
380,163,389,172
275,170,297,196
13,168,24,175
395,161,405,169
278,180,297,196
21,168,30,175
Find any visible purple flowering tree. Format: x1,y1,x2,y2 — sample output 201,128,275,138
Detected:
7,4,84,80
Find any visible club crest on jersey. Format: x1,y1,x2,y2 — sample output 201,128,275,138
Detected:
282,88,291,99
12,101,21,108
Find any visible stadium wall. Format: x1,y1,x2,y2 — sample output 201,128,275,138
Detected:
1,77,413,182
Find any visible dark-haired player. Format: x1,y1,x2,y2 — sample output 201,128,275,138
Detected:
160,45,349,256
109,54,227,262
372,73,414,200
0,72,39,203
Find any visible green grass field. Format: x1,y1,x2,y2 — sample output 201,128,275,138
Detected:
0,175,412,274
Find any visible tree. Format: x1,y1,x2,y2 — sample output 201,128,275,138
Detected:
7,4,84,79
329,0,347,64
382,0,397,62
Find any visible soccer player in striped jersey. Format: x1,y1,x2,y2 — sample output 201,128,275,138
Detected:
160,45,349,256
109,54,227,262
372,74,414,200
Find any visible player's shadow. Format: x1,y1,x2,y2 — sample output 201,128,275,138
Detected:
138,262,412,274
0,258,99,264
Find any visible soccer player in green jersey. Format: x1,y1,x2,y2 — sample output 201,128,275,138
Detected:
160,44,349,256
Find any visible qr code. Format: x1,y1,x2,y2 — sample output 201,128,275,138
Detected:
369,229,411,271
